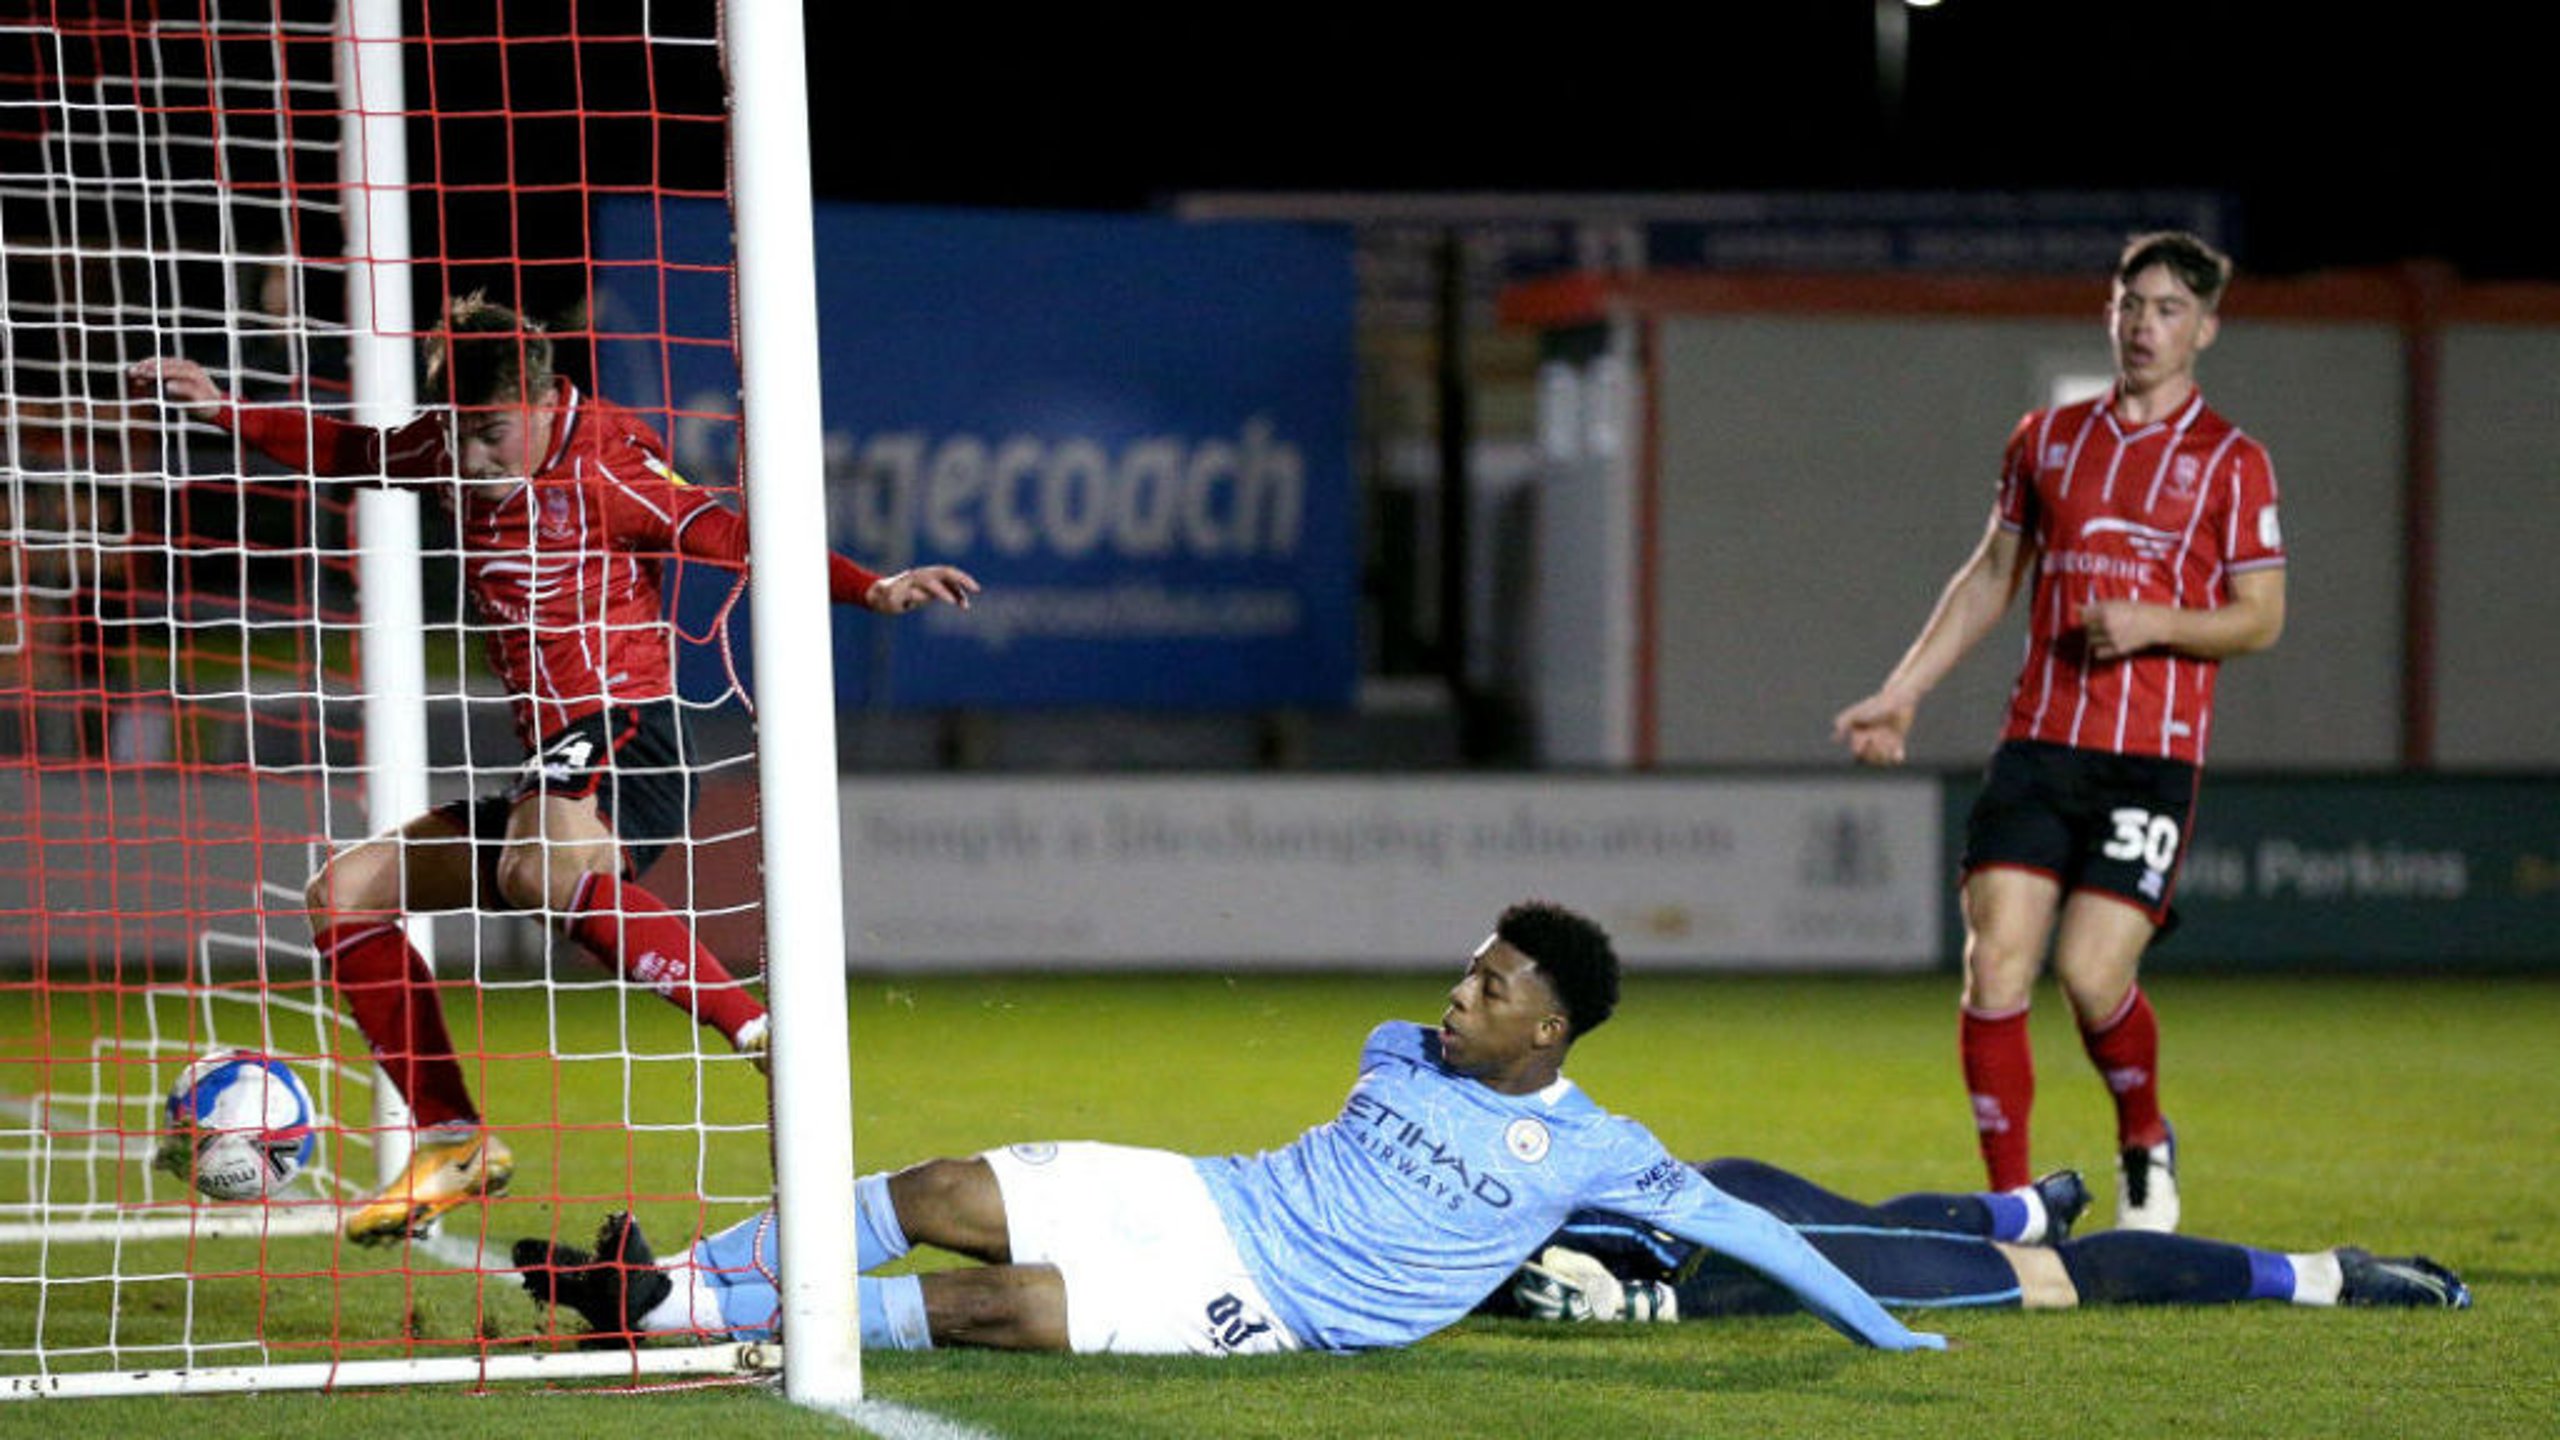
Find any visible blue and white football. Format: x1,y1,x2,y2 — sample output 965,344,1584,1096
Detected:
158,1049,316,1201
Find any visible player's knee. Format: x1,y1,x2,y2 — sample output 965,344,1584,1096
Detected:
509,838,623,914
1961,942,2042,1009
301,867,337,922
1961,969,2034,1012
304,848,392,922
888,1157,1007,1256
491,842,561,912
2057,973,2133,1028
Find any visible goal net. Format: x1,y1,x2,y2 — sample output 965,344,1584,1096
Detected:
1,0,826,1398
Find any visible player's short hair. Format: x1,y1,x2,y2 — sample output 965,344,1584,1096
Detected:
1497,900,1619,1042
2116,231,2234,309
424,291,553,409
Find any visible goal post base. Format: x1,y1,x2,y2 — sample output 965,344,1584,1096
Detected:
1,1342,783,1402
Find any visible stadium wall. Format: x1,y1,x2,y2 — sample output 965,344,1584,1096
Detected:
1500,269,2560,772
830,773,2559,974
2435,319,2560,766
6,769,2549,972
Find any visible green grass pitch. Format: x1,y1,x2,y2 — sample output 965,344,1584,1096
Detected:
3,969,2553,1439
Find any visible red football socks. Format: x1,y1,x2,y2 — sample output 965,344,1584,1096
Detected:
315,918,478,1129
1961,1004,2037,1191
2079,986,2168,1151
566,873,766,1042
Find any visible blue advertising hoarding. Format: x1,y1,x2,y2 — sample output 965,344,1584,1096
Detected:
593,200,1358,710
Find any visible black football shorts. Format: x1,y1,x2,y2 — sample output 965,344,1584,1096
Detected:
435,699,699,893
1961,738,2200,928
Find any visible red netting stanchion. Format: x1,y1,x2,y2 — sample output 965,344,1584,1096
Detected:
1,1,782,1397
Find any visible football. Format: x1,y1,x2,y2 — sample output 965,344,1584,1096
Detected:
155,1049,317,1202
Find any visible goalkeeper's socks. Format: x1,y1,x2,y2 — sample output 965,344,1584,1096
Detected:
2077,986,2167,1149
2278,1250,2344,1305
667,1227,933,1346
1960,1003,2037,1190
1981,1187,2039,1243
638,1258,732,1340
675,1210,781,1340
856,1172,912,1270
315,918,476,1127
635,1253,955,1346
858,1275,934,1350
2055,1232,2315,1304
566,874,767,1041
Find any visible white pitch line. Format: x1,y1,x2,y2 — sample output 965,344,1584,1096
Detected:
834,1398,1006,1440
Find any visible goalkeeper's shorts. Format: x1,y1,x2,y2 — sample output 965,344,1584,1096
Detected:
983,1142,1301,1357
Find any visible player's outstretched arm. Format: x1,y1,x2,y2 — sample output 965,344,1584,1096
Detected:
127,355,231,423
129,353,407,477
674,506,978,615
863,565,979,615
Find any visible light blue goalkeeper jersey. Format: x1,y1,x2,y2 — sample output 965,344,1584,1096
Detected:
1193,1021,1943,1353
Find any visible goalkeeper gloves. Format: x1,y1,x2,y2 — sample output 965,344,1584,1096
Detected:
1511,1245,1679,1324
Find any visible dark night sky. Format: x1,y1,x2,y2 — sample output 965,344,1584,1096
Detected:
797,3,2534,281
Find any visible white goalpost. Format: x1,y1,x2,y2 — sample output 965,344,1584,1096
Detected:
335,0,428,1196
724,0,865,1412
0,0,856,1405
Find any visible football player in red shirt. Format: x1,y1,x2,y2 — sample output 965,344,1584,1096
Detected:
1831,234,2287,1231
132,296,977,1244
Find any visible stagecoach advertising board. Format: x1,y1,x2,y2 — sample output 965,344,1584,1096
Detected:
595,199,1359,710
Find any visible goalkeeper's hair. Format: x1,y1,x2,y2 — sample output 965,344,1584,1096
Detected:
2116,231,2233,309
424,291,553,408
1497,900,1619,1042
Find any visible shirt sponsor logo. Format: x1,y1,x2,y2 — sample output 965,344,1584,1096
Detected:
1632,1157,1692,1198
2043,551,2152,584
2079,516,2181,562
1342,1091,1514,1212
2257,506,2282,551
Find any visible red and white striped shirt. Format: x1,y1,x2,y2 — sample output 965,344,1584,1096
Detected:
1994,386,2285,765
223,381,876,749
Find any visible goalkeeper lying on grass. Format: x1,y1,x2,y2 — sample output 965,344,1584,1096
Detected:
1488,1156,2470,1324
518,901,1947,1356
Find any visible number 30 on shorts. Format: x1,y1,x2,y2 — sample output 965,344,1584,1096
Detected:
2102,807,2182,870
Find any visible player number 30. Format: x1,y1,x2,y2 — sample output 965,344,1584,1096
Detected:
2102,807,2182,870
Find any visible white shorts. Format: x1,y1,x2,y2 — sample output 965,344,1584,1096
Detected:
982,1141,1299,1356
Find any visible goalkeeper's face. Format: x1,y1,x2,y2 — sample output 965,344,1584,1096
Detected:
1438,936,1568,1091
455,394,551,483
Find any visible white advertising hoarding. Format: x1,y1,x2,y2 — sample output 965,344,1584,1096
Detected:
839,776,1940,971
